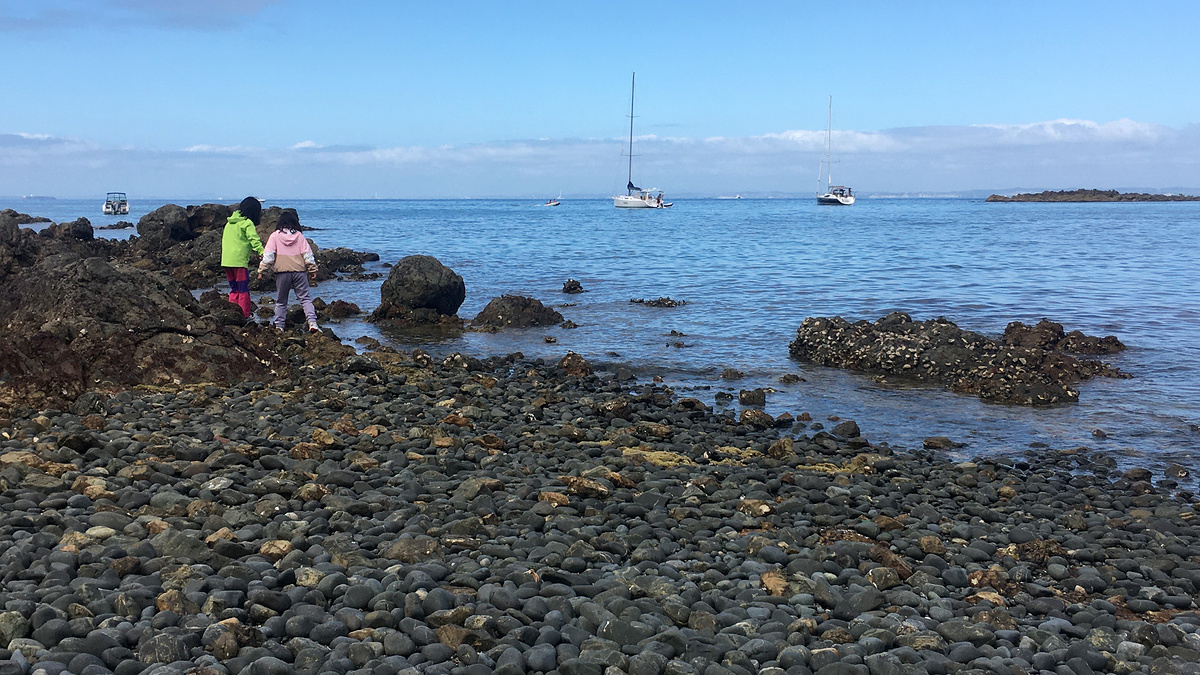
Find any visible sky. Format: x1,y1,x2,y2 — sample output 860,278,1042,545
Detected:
1,0,1198,198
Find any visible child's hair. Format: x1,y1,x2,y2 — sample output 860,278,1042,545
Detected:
238,196,262,225
277,210,300,231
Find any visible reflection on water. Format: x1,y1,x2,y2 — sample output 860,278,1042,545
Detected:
14,197,1200,478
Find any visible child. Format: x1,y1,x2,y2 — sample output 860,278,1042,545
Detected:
258,210,320,332
221,196,265,319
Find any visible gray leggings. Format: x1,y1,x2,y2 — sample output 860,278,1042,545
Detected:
274,271,317,328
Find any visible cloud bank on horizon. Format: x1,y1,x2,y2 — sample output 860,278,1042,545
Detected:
3,119,1197,199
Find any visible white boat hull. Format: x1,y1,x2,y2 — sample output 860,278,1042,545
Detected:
817,194,855,206
614,194,671,208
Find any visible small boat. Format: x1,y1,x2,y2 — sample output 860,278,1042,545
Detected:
816,97,854,206
614,73,672,209
102,192,129,215
544,199,561,207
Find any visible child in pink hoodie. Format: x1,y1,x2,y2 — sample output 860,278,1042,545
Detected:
258,210,320,332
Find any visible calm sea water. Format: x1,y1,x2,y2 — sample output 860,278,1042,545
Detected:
10,197,1200,475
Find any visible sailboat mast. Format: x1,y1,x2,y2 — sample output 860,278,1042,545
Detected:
826,96,833,189
627,73,636,195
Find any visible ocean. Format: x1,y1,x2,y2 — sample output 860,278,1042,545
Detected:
11,196,1200,474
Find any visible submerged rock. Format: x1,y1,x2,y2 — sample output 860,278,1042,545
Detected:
631,296,686,308
472,295,563,331
789,312,1128,405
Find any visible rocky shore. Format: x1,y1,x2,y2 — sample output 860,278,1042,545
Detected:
3,206,1198,675
985,190,1200,203
0,348,1198,675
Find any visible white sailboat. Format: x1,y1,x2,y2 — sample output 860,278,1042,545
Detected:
614,73,671,209
817,96,854,206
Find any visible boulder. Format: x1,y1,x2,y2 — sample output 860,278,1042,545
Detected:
136,204,195,250
39,218,94,241
563,278,585,294
370,255,466,326
472,295,563,331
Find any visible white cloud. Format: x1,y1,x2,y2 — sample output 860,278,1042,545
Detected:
2,119,1198,198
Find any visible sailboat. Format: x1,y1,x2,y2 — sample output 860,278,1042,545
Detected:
614,73,671,209
817,96,854,206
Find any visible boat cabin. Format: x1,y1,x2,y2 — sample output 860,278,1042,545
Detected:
828,186,852,198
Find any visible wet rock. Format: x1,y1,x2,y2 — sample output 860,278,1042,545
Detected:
369,254,466,327
1003,318,1126,354
631,297,686,308
738,388,766,406
472,295,563,331
789,312,1128,404
563,278,585,294
559,351,593,377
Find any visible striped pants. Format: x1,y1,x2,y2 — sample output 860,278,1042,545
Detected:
224,267,253,318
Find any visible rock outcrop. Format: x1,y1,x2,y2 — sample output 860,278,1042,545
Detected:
1002,318,1125,355
987,189,1200,202
131,204,375,290
789,313,1128,405
369,255,465,328
471,295,564,331
0,211,354,409
0,255,279,408
0,209,51,225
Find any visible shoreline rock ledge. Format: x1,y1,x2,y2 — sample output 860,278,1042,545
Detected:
788,313,1128,405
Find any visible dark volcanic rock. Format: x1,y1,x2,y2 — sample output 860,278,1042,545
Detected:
563,278,585,294
98,220,135,230
130,204,372,290
0,255,280,407
472,295,564,331
39,217,94,241
0,209,51,225
631,296,686,308
370,254,466,327
789,312,1128,404
1003,318,1126,355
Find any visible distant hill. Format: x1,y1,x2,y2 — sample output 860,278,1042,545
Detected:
986,189,1200,203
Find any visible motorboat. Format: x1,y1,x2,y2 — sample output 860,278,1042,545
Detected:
102,192,129,215
816,97,854,206
614,73,671,209
544,199,561,207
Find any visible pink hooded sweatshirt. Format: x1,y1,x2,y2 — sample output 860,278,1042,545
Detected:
258,229,317,274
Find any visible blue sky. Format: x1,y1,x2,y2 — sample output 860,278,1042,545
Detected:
2,0,1198,198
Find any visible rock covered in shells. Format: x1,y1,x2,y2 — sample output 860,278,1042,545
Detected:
789,312,1129,405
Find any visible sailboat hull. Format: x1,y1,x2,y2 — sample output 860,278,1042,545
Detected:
614,194,670,208
817,194,855,206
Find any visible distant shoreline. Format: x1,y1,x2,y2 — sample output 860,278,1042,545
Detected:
987,188,1200,202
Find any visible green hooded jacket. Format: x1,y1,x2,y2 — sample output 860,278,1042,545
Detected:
221,210,265,268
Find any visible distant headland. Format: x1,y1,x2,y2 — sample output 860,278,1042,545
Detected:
987,189,1200,202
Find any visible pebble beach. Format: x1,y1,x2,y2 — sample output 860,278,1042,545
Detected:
2,340,1199,675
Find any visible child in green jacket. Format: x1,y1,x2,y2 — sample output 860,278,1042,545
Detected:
221,196,265,319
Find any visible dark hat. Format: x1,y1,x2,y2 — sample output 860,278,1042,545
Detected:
238,196,262,226
277,210,300,231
